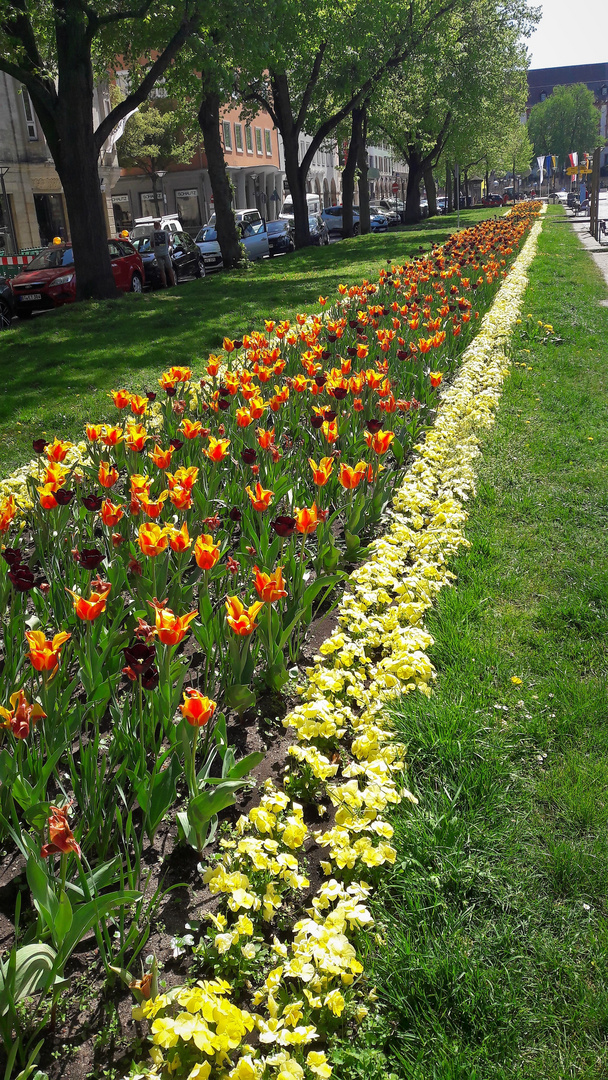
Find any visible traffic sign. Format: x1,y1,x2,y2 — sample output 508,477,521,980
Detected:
392,181,399,193
566,166,592,175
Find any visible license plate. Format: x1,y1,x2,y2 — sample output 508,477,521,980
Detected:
20,293,42,301
203,257,217,264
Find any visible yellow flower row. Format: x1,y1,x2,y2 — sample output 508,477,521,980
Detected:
130,209,544,1080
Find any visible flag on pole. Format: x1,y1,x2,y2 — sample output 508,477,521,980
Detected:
551,156,557,170
569,152,579,168
537,155,545,184
545,154,552,176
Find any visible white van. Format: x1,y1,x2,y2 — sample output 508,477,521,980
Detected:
132,214,183,236
280,193,322,219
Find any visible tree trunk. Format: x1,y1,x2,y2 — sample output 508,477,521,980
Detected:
424,167,437,217
485,162,490,198
197,88,243,269
453,169,458,210
53,15,116,301
405,152,423,223
357,106,370,234
464,169,469,207
342,107,364,238
270,73,310,248
446,162,453,212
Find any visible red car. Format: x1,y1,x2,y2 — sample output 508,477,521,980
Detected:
481,193,506,207
10,239,144,317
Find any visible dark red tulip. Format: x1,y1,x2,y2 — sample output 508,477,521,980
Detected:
397,350,407,361
349,319,358,329
233,340,243,349
323,410,337,422
82,494,103,511
146,391,157,401
78,548,105,570
218,398,231,411
271,516,296,538
327,334,337,343
366,419,383,434
229,507,242,523
169,438,183,451
332,387,347,401
165,386,177,397
32,439,48,453
124,641,156,676
8,565,35,592
314,374,327,388
346,347,357,357
321,349,331,360
311,415,324,429
241,448,257,465
54,488,74,506
142,666,159,690
2,548,22,567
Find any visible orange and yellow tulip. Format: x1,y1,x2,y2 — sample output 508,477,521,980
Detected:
180,418,203,439
149,444,174,469
0,494,16,533
130,394,148,416
169,485,192,511
225,596,264,635
100,425,124,447
246,482,274,512
364,430,395,455
40,805,81,859
66,579,111,621
167,521,192,553
338,462,367,490
180,689,217,727
294,504,319,535
138,522,169,557
167,466,198,492
0,691,46,740
25,629,70,673
308,456,334,486
149,599,197,645
100,499,124,527
125,423,148,452
205,436,230,462
45,437,72,463
168,366,192,383
98,461,119,488
138,490,169,519
85,423,103,442
253,565,287,603
194,534,220,570
111,389,130,409
429,371,442,388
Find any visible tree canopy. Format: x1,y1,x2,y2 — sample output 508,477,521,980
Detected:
527,83,600,165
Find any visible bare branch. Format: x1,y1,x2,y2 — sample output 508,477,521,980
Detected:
294,42,327,133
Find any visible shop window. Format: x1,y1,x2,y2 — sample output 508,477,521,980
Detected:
176,189,201,230
112,195,132,231
34,193,67,247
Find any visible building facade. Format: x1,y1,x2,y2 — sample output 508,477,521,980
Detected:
111,104,284,233
0,72,119,252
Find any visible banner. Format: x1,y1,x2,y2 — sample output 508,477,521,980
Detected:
545,154,553,176
537,155,545,184
569,152,579,168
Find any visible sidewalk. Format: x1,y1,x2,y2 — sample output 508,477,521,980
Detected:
568,207,608,301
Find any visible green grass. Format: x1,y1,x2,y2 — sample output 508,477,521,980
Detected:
334,206,608,1079
0,208,502,478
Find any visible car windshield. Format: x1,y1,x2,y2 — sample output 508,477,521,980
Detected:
130,236,153,253
268,221,287,235
324,207,341,216
196,227,218,242
26,247,74,270
308,217,320,229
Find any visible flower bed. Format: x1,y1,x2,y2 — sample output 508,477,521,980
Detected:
0,205,541,1080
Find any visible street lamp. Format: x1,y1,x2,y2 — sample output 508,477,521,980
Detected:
156,170,167,217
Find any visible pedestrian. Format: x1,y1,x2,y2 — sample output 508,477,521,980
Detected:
152,219,175,288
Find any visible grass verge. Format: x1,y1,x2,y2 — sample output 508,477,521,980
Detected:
0,208,501,477
333,207,608,1080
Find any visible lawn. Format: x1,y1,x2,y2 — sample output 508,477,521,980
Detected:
0,208,502,477
333,206,608,1080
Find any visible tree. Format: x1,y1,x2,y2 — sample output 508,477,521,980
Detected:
0,0,204,299
117,100,198,218
242,0,466,248
527,83,600,173
370,0,536,221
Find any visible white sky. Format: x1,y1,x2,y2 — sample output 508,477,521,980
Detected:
526,0,608,68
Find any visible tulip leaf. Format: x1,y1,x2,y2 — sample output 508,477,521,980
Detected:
54,890,73,943
0,943,58,1013
225,751,264,782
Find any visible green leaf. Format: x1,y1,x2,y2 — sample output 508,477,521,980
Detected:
54,890,73,943
225,750,264,781
0,944,57,1013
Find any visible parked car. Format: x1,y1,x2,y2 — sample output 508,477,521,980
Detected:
0,278,15,329
267,218,295,256
308,214,329,245
131,230,204,287
566,191,579,209
481,193,504,207
370,211,389,232
419,199,429,217
132,214,183,237
279,193,322,219
372,202,399,226
436,197,448,214
239,218,270,260
195,225,223,272
321,205,360,237
10,239,144,316
555,190,568,205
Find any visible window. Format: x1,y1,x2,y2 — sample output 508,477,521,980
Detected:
175,189,201,230
33,193,67,247
255,127,263,155
264,129,272,156
235,123,243,152
112,195,132,231
222,121,233,151
140,192,161,217
540,91,546,102
21,87,38,140
245,125,253,154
